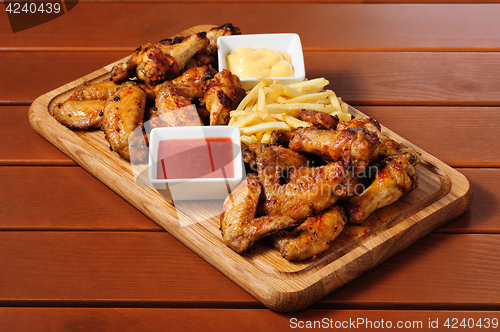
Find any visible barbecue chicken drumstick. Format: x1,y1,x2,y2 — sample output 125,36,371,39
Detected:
111,32,209,84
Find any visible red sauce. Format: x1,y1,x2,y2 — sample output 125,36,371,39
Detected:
156,137,235,180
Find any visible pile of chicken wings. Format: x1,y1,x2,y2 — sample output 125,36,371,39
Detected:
221,112,420,261
51,23,245,162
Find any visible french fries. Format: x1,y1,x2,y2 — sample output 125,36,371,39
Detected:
229,78,351,144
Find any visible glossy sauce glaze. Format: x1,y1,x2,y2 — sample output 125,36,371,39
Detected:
157,137,235,179
226,47,294,79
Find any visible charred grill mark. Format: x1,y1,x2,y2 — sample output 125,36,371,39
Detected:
217,90,231,106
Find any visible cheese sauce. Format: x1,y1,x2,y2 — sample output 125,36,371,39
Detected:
226,47,294,79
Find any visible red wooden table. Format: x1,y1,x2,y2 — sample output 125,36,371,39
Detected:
1,2,500,331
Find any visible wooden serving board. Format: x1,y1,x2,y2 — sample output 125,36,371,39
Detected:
28,24,472,312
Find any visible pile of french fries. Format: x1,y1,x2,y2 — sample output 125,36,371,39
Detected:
228,78,351,145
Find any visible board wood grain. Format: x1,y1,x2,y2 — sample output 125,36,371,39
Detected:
27,25,472,312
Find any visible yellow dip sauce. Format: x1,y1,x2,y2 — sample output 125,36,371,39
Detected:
226,47,294,79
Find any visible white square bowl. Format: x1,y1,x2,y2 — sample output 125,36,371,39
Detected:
148,126,244,201
217,33,305,91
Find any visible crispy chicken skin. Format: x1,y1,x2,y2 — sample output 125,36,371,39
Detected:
205,69,246,125
171,65,217,99
338,117,420,165
138,84,161,105
206,23,241,54
289,127,380,174
111,32,209,84
298,110,339,130
52,80,120,129
220,177,297,253
269,129,297,148
68,80,120,101
257,145,346,222
51,100,106,129
102,84,147,161
271,205,348,261
242,143,313,172
153,81,203,127
185,23,242,70
346,154,418,224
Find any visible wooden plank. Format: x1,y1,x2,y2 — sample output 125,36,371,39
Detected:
0,52,128,105
356,106,500,167
0,106,74,165
1,5,500,50
438,168,500,233
0,167,495,232
0,166,161,230
321,233,500,309
0,308,499,332
0,231,255,306
306,52,500,106
3,52,500,106
0,232,499,309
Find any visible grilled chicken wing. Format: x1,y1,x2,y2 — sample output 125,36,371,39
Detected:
271,205,347,261
289,127,380,175
171,65,217,99
257,145,346,222
220,177,297,253
269,129,297,148
267,111,338,147
205,69,246,125
346,154,418,224
242,143,313,173
111,32,209,84
51,100,106,129
298,110,339,130
52,80,120,129
153,81,203,127
102,84,147,161
185,23,241,70
68,80,120,101
338,117,420,165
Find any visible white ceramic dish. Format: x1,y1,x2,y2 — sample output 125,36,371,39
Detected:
148,126,244,201
217,33,305,91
